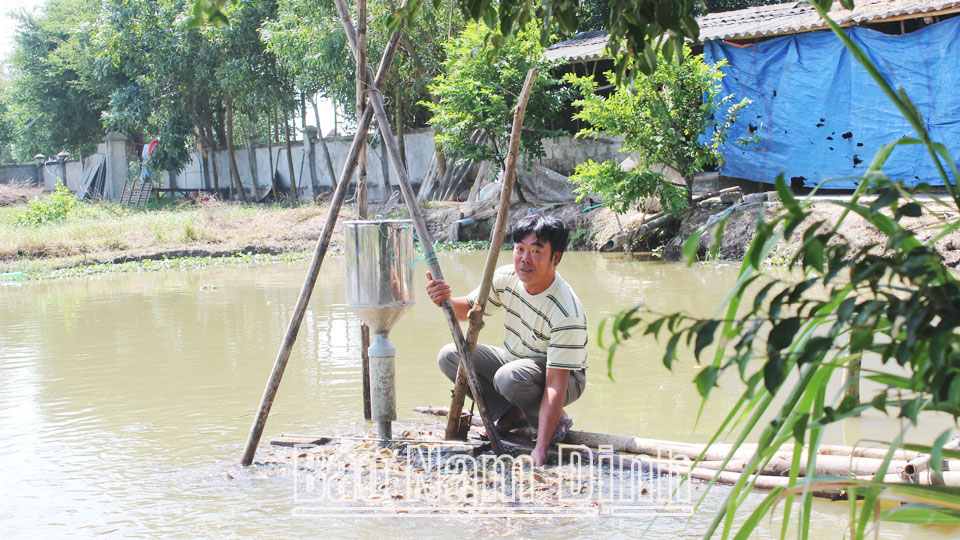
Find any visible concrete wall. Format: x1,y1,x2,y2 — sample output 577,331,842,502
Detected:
0,164,41,185
172,128,440,201
41,159,85,192
172,129,618,202
536,135,624,176
0,129,623,201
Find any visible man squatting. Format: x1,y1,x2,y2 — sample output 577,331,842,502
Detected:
425,213,588,466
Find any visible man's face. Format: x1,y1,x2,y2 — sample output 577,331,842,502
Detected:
513,232,561,292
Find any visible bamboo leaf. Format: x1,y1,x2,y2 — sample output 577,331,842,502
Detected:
881,505,960,525
896,202,922,219
694,320,721,361
644,316,665,337
902,443,960,461
664,332,681,370
929,430,953,474
695,365,720,397
733,488,787,540
769,317,801,350
804,239,825,273
775,175,800,214
870,188,899,212
597,317,607,350
682,230,702,264
605,341,618,382
763,358,784,393
865,373,913,389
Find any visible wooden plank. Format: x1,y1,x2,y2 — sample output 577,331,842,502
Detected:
270,435,334,447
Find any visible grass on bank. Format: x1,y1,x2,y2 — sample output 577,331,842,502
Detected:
0,189,500,279
0,191,331,275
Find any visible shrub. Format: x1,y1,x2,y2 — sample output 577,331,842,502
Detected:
15,183,79,226
566,46,752,211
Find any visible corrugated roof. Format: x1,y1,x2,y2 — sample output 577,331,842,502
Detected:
545,0,960,62
544,30,609,62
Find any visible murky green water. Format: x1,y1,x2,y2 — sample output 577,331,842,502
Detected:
0,252,954,538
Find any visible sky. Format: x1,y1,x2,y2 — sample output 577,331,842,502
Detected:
0,0,46,62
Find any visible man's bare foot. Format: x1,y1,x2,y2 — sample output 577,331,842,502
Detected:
495,406,527,434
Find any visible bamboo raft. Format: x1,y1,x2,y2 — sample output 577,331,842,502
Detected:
413,406,960,499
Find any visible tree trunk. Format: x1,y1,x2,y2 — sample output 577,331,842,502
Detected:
240,117,259,195
300,92,307,132
356,0,372,420
197,139,210,190
284,110,297,200
273,104,280,144
223,92,248,203
399,31,445,178
488,133,526,203
266,125,277,201
395,85,406,172
356,0,369,209
202,128,221,194
844,356,861,406
210,143,221,194
310,95,338,188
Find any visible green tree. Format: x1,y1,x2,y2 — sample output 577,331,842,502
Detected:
0,85,14,163
424,20,567,193
565,46,750,212
262,0,454,131
196,0,702,81
6,0,113,161
260,0,355,123
95,0,211,172
576,0,610,31
95,0,293,196
600,5,960,537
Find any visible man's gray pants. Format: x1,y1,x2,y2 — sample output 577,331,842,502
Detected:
437,343,586,429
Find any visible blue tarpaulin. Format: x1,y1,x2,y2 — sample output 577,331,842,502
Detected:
704,16,960,188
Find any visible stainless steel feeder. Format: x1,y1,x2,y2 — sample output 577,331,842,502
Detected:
344,219,415,440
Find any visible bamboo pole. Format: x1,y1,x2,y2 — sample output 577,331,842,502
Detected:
239,8,409,466
876,470,960,487
354,0,373,423
333,0,504,455
417,405,934,476
900,437,960,481
658,461,848,500
818,443,921,461
444,70,538,439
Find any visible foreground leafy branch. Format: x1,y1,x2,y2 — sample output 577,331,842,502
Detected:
601,6,960,539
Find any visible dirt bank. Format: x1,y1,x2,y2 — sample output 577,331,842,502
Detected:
3,188,959,277
0,181,43,207
667,192,960,267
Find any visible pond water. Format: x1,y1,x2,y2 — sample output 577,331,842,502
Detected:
0,251,955,538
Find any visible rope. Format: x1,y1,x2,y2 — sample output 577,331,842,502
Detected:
400,223,438,268
581,202,609,213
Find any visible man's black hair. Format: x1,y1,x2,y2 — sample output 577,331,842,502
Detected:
512,214,569,257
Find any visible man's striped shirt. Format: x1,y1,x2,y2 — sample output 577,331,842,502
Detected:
467,265,588,370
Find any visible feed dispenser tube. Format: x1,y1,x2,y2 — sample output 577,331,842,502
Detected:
343,220,415,441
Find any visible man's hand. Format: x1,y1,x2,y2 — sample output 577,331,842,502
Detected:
425,271,471,321
425,271,452,307
531,445,548,467
531,368,569,467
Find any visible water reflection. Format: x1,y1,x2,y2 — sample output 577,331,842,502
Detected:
0,253,953,538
